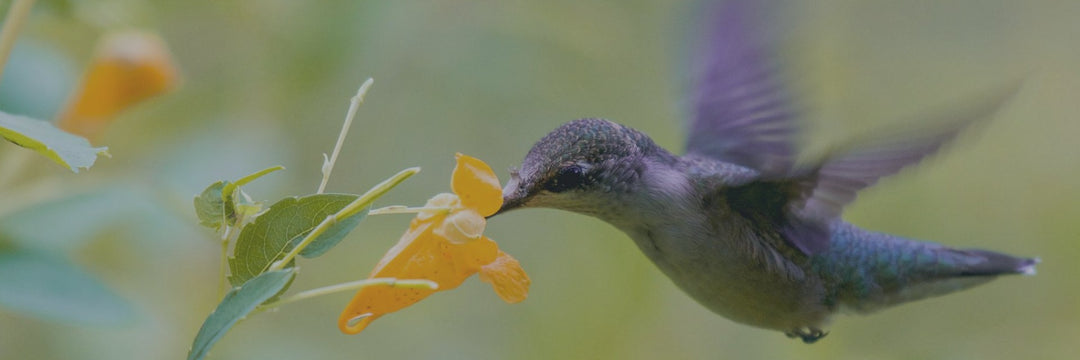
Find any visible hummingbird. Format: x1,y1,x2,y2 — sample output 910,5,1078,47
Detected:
493,0,1038,343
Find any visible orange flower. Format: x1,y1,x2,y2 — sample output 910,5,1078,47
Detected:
57,31,179,141
338,153,530,334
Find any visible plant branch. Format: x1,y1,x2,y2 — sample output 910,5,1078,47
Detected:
0,0,38,187
258,277,438,310
369,205,453,215
269,166,419,272
318,78,374,194
224,165,285,197
0,0,36,82
217,225,235,299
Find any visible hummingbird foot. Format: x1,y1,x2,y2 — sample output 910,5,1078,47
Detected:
785,327,829,344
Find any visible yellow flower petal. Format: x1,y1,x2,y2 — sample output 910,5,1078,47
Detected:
433,208,485,244
450,236,500,272
451,153,503,217
339,154,528,335
417,193,458,221
339,222,469,334
479,250,531,304
58,31,178,140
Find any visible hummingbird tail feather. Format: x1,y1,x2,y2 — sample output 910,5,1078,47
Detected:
827,223,1039,313
1019,258,1040,276
956,249,1040,277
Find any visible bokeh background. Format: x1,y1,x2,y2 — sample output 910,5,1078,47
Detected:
1,0,1078,359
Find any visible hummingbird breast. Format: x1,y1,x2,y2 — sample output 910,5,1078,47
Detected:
607,160,833,332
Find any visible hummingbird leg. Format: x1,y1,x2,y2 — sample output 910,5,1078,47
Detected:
784,327,829,344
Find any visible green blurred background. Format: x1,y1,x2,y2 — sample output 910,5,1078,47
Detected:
1,0,1078,359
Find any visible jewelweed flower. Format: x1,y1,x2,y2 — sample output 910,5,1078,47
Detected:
338,153,530,334
58,31,178,141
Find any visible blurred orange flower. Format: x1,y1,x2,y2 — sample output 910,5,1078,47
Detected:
57,31,178,141
338,153,530,334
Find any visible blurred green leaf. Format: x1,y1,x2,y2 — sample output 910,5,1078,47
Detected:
187,268,297,360
0,185,169,252
227,194,358,287
0,111,108,173
193,181,231,230
0,250,134,325
0,41,77,120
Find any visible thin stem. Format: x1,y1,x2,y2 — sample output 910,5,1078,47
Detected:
0,0,36,82
213,166,284,299
268,167,419,272
258,277,438,310
318,78,374,194
368,205,453,215
217,225,235,300
0,0,38,188
224,165,285,197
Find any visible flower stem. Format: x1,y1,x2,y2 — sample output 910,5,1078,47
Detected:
217,225,235,299
0,0,36,82
369,205,454,215
258,277,438,310
0,0,38,188
318,78,374,194
268,167,419,272
224,165,285,196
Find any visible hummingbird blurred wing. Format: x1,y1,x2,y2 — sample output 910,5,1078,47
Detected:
795,85,1018,221
728,85,1018,255
685,0,798,176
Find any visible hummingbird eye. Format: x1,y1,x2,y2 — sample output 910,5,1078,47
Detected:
544,165,589,193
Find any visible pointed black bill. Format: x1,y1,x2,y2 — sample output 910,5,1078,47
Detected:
492,196,524,218
491,176,530,218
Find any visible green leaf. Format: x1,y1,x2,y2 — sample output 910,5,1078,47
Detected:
193,166,285,231
299,206,368,258
187,268,297,360
0,186,147,252
228,194,358,287
193,181,231,230
0,111,108,172
0,250,134,325
0,41,77,120
222,166,285,199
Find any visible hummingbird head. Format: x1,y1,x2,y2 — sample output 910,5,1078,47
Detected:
496,118,677,219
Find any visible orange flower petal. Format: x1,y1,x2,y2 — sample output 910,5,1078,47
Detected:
58,31,178,140
340,223,453,334
433,208,485,244
340,154,528,335
450,235,500,272
339,222,501,334
479,250,531,304
451,153,503,217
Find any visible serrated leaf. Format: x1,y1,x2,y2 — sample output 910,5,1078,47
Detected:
193,181,232,230
187,268,296,360
0,250,134,325
228,194,358,286
299,206,368,258
0,111,108,173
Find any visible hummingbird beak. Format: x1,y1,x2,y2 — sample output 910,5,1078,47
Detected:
494,196,524,217
491,173,529,218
